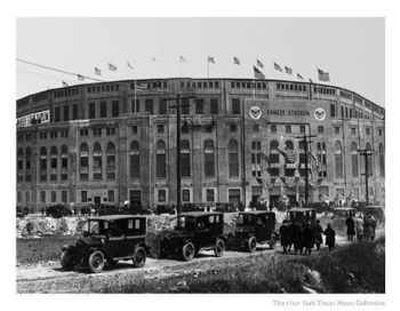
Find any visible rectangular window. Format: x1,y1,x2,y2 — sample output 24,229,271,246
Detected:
157,125,165,133
270,125,277,133
130,154,140,178
366,127,371,135
330,103,336,118
156,154,166,178
88,102,95,119
210,98,219,114
145,99,153,114
300,125,306,133
40,191,46,203
195,99,204,114
204,153,215,177
228,189,241,204
206,189,215,202
131,126,138,135
51,191,57,203
285,125,292,133
92,128,102,136
317,126,324,134
81,191,87,203
181,98,190,115
158,189,166,203
229,153,239,178
232,98,240,114
100,101,107,118
54,107,60,122
181,153,191,177
63,106,69,121
159,99,167,114
351,127,356,135
61,191,68,203
131,99,140,113
108,190,114,202
112,100,119,117
334,127,340,134
72,104,78,120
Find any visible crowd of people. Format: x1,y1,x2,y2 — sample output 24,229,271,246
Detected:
278,212,378,255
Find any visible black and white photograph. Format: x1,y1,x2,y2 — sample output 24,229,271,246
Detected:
13,16,387,295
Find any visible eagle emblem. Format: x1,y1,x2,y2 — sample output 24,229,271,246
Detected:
249,106,262,120
314,108,326,121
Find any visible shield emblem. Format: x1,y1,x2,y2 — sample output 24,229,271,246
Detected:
249,106,262,120
314,108,326,121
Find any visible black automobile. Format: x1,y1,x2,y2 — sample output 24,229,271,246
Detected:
229,211,277,252
60,215,147,273
158,212,226,261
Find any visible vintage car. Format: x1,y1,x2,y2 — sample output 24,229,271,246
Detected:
229,211,277,252
158,212,226,261
331,207,357,218
60,215,147,273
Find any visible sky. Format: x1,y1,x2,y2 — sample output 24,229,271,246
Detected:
17,17,385,105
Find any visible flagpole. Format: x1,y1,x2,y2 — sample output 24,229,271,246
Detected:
207,60,209,78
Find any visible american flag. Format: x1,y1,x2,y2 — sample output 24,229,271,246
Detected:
284,66,293,75
256,59,264,69
94,67,101,76
274,62,283,72
133,82,148,91
233,57,240,65
178,56,187,63
296,73,304,80
317,68,330,82
127,61,134,70
77,74,85,81
207,56,216,64
108,63,117,71
62,81,68,87
253,66,265,79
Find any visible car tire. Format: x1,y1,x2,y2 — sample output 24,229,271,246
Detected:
182,242,195,261
87,250,105,273
60,250,73,270
214,238,225,257
248,236,257,253
133,247,146,268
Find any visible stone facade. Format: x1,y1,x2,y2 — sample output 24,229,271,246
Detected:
16,78,385,211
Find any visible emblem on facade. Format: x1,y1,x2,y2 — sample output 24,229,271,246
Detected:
249,106,262,120
314,107,326,121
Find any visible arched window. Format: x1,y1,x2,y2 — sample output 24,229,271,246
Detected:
204,139,215,177
251,140,262,177
106,142,116,180
366,143,373,176
130,140,140,178
156,140,166,178
285,140,294,150
92,143,103,180
228,139,239,178
351,142,359,178
50,146,58,171
180,140,191,177
379,143,384,177
60,145,68,180
39,147,47,181
79,143,89,180
334,141,343,179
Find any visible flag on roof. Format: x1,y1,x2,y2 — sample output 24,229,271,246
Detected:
274,62,283,72
127,61,134,70
108,63,117,71
256,59,264,69
77,74,85,81
233,56,240,65
317,68,330,82
178,56,187,63
94,67,101,76
284,66,293,75
253,66,265,79
296,73,304,80
207,56,216,64
309,78,313,83
62,81,68,87
133,82,148,91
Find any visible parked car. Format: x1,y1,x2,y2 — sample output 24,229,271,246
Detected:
158,212,226,261
60,215,148,273
229,211,277,252
46,204,73,218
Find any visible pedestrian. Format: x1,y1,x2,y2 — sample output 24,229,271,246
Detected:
313,219,323,251
279,220,290,254
302,221,315,255
292,221,303,255
324,223,336,251
354,213,364,242
364,214,377,241
345,212,355,242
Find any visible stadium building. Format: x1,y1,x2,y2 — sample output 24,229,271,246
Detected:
16,78,385,212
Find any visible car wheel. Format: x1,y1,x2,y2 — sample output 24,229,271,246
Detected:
214,238,225,257
60,250,73,270
133,247,146,268
248,236,257,253
182,242,195,261
87,250,105,273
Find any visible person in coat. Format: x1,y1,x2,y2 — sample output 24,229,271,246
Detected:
279,220,291,254
345,213,355,242
313,219,323,250
302,221,315,255
324,223,336,251
354,213,364,242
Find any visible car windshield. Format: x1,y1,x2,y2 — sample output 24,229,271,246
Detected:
177,216,197,230
82,220,102,235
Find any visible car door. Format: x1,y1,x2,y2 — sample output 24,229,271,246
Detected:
105,220,126,258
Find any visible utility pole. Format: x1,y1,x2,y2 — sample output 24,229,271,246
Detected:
295,132,316,206
358,148,374,204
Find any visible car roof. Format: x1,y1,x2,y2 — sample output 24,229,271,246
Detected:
180,211,223,217
289,208,315,212
240,210,273,215
89,214,146,221
333,207,356,211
